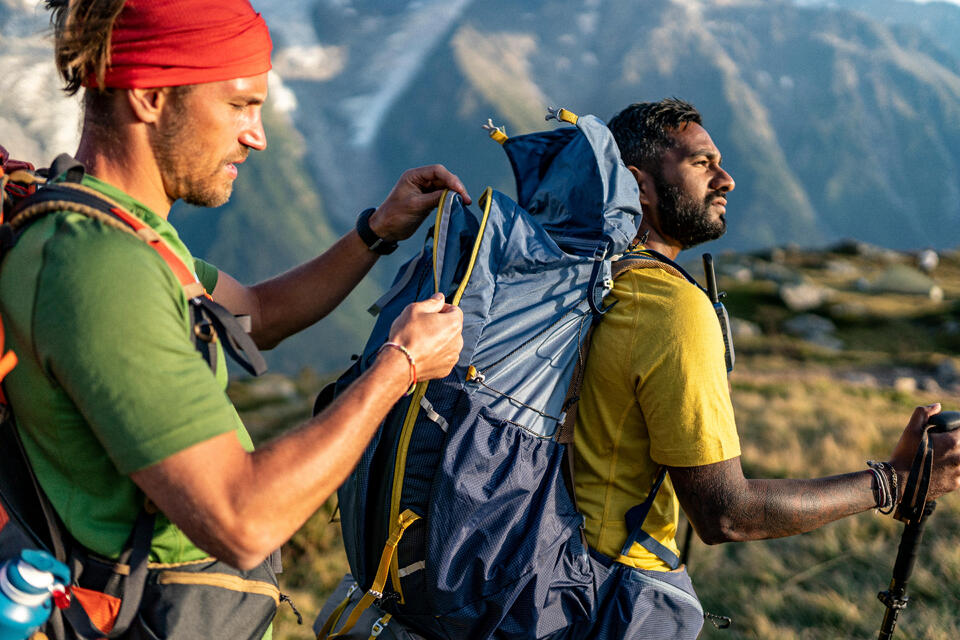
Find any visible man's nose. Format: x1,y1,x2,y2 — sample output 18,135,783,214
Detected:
713,166,734,193
240,115,267,151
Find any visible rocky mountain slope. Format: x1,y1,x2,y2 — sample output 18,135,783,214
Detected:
4,0,960,373
287,0,960,252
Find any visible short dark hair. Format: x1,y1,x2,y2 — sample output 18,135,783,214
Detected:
608,98,702,173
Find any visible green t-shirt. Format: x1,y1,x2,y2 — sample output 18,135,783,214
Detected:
0,174,254,563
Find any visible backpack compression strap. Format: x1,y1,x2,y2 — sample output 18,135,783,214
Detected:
619,467,681,569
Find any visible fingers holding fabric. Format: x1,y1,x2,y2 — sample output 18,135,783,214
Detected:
385,293,464,383
370,165,471,242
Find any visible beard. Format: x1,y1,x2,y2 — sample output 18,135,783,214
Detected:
150,98,240,208
654,174,727,249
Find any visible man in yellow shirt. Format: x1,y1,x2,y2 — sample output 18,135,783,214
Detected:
572,98,960,639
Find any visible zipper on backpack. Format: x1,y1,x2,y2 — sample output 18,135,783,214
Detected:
384,188,494,603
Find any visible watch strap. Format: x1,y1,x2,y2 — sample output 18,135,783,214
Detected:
356,207,398,255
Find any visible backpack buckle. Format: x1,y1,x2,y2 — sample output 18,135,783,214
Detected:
371,616,389,636
193,319,217,343
588,239,615,316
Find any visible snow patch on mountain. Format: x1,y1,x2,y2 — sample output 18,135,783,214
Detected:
255,0,320,49
337,0,474,147
0,33,81,162
273,44,346,81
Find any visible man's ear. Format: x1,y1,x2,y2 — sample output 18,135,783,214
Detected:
628,165,656,209
126,88,167,124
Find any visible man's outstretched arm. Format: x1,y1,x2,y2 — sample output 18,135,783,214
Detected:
669,404,960,544
129,294,463,570
212,164,471,349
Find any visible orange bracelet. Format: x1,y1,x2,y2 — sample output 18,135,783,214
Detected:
378,341,417,395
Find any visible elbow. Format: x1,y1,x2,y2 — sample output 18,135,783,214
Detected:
217,551,266,573
693,515,749,545
251,330,280,352
202,518,279,571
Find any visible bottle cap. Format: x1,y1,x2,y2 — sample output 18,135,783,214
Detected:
0,560,51,607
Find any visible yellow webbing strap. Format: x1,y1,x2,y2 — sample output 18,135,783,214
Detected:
328,509,421,638
387,383,428,602
315,584,356,639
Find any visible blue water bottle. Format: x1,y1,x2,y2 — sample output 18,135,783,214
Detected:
0,549,71,640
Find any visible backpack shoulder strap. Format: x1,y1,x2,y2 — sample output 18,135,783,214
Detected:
556,248,694,446
6,181,205,299
612,248,701,287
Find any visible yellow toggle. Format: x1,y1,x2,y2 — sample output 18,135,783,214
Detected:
482,118,509,144
557,108,578,124
329,510,421,638
488,128,508,144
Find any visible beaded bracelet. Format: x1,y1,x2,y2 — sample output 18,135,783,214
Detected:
378,341,417,396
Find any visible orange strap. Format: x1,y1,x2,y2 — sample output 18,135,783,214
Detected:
106,206,207,297
0,315,18,398
0,319,16,383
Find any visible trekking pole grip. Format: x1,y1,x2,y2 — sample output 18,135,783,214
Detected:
877,411,958,639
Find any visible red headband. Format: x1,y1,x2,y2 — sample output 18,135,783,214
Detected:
87,0,273,89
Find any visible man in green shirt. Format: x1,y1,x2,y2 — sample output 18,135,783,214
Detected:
0,1,465,636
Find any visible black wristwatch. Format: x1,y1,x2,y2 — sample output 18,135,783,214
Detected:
355,207,398,255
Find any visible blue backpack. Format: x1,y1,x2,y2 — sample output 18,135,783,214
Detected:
316,109,641,639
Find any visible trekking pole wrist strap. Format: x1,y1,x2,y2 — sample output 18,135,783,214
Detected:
378,342,417,396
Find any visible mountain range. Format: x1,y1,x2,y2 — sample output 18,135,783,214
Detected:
2,0,960,373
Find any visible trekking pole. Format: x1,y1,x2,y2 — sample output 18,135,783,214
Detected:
702,254,734,372
877,410,960,640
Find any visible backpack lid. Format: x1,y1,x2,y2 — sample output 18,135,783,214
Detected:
502,114,641,256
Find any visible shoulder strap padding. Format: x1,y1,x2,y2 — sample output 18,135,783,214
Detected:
612,256,688,281
47,154,86,184
7,181,142,242
8,182,204,298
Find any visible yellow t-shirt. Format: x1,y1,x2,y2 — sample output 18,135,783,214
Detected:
573,260,741,571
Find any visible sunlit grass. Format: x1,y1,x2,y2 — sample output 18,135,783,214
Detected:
231,247,960,639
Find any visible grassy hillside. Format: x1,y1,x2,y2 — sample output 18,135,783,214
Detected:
231,244,960,639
